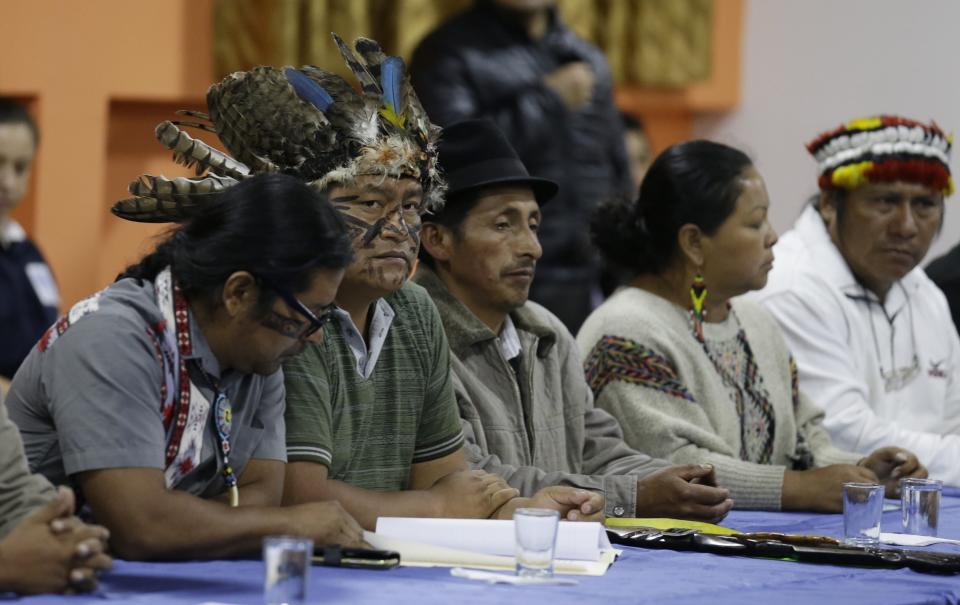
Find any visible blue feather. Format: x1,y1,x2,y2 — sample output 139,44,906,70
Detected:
380,57,404,116
284,68,334,112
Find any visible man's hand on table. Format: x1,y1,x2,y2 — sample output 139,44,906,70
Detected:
0,486,111,595
430,469,519,519
783,464,878,512
635,465,733,523
286,500,367,548
493,486,604,522
859,447,928,498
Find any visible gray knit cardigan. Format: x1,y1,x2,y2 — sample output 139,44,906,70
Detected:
576,287,861,510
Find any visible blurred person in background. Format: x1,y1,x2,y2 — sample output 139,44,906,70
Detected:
0,99,60,394
600,112,654,298
622,112,653,193
411,0,633,333
926,242,960,338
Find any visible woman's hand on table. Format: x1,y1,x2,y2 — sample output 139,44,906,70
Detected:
635,465,734,523
782,465,878,512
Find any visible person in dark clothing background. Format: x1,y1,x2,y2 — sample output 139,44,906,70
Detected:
622,112,652,194
0,99,59,390
926,243,960,338
411,0,633,332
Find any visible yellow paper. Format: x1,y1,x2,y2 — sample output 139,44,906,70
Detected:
604,517,741,535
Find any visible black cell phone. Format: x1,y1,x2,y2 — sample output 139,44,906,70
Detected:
312,545,400,570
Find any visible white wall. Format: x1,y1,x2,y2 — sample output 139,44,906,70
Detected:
694,0,960,261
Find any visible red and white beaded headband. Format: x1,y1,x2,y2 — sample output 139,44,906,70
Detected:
806,116,953,196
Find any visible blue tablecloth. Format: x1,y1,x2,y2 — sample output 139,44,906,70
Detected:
14,491,960,605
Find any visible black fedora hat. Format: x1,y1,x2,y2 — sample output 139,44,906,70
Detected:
437,119,558,206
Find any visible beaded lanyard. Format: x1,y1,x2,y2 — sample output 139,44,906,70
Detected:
206,377,240,508
169,283,239,507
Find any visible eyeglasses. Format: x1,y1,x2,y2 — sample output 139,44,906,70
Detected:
259,277,337,340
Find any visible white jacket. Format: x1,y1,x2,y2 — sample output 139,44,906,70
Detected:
753,205,960,486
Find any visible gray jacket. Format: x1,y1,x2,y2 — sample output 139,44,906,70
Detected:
0,395,54,538
415,267,668,517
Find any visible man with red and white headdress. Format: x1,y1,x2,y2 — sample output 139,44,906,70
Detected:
755,116,960,487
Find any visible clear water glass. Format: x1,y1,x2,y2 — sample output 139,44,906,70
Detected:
263,535,313,605
514,508,560,577
901,477,942,536
842,482,884,547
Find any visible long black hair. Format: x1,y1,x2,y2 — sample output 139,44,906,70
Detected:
119,173,353,309
591,140,753,275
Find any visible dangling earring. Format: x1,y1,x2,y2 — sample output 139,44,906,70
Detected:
689,272,708,342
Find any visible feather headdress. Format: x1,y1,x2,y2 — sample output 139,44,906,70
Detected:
112,34,444,223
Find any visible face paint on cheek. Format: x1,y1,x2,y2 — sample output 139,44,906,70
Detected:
384,207,423,254
380,206,409,238
344,224,365,242
362,217,388,247
335,209,376,244
406,220,422,246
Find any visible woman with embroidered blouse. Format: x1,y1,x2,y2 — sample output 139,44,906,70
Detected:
576,140,927,511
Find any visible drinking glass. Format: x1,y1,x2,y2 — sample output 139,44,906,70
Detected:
901,477,942,536
842,482,883,547
514,508,560,577
263,535,312,605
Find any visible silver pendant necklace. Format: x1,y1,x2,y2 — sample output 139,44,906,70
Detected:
862,282,920,393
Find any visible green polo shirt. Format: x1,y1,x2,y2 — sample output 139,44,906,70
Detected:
283,281,464,490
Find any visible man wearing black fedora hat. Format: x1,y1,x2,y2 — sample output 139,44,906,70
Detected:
416,120,735,521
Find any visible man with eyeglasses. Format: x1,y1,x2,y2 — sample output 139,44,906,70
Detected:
6,173,368,559
754,116,960,487
259,277,337,341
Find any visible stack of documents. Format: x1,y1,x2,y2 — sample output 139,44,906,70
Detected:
366,517,618,576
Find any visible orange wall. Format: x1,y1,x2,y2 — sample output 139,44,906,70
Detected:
1,0,214,308
617,0,743,153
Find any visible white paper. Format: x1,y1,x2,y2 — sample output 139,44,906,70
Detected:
450,567,579,585
879,532,960,547
374,517,611,561
364,530,617,576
